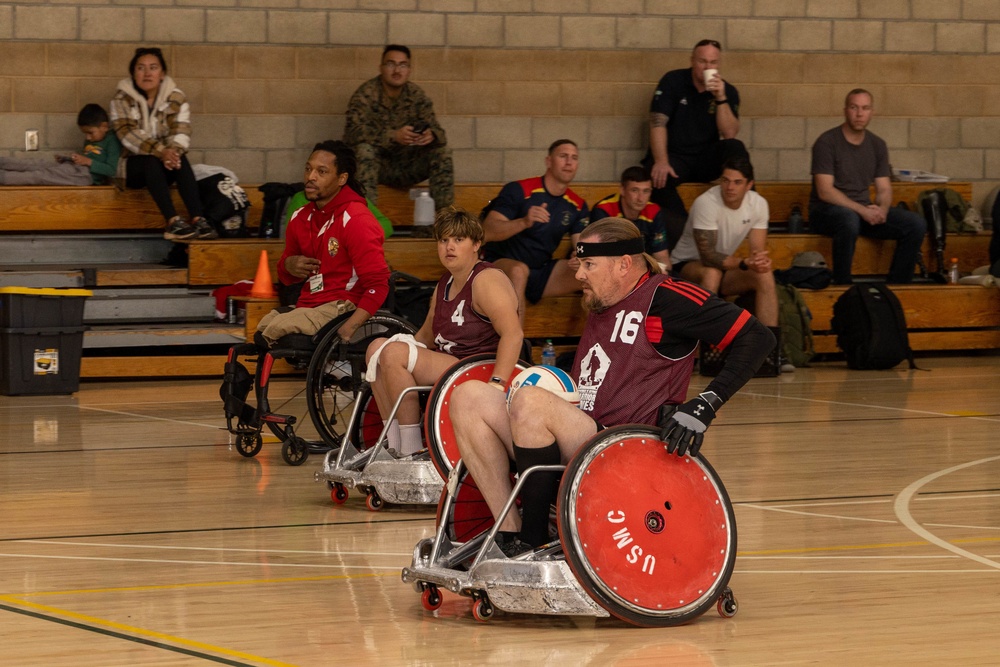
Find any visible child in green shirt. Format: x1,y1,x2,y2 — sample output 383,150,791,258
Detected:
0,104,121,186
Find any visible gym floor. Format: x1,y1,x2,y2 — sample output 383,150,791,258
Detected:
1,355,998,665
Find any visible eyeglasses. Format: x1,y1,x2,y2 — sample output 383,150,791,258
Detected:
381,61,410,70
694,39,722,50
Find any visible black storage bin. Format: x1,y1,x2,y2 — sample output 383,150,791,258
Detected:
0,287,89,329
0,288,91,396
0,327,88,395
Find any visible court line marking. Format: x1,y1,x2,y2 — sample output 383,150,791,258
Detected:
0,596,296,667
15,571,397,598
739,504,897,524
0,552,402,570
894,455,1000,571
734,569,999,574
15,540,412,557
739,390,1000,423
742,491,1000,510
78,405,222,430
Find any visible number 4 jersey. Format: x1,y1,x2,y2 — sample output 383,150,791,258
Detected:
572,273,753,427
432,261,503,358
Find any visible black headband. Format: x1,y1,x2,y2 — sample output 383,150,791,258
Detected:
576,238,645,258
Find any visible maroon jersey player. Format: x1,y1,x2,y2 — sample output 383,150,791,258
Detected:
450,217,774,555
365,208,522,457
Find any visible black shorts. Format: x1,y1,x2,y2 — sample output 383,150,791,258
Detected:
525,259,557,304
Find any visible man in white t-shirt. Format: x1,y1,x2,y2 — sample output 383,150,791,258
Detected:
670,156,777,330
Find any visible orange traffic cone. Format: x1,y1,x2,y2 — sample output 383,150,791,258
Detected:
250,250,276,298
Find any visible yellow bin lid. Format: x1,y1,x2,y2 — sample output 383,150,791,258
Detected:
0,287,93,297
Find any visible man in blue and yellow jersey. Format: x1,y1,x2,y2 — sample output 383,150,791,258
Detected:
481,139,590,321
591,166,672,270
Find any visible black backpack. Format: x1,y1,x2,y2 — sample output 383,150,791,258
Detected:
831,284,916,370
198,173,250,237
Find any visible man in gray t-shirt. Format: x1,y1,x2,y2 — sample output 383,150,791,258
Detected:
809,89,926,284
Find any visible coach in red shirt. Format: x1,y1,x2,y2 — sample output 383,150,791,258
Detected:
256,140,390,346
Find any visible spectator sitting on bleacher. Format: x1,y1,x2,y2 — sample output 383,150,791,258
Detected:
255,140,390,348
809,89,926,285
365,208,522,456
0,104,120,187
481,139,590,323
670,156,784,368
344,45,454,211
591,166,672,270
110,47,216,241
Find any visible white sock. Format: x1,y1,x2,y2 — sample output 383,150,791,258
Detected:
399,424,423,456
383,420,401,451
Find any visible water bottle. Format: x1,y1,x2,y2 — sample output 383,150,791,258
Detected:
787,205,804,234
948,257,960,284
542,339,556,367
414,190,435,226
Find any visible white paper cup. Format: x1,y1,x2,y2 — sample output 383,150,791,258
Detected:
703,69,718,86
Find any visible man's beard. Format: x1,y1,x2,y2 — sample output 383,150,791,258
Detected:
582,291,608,314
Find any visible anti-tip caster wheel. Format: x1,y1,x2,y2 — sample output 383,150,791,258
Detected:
365,490,384,511
331,483,349,505
281,439,309,466
421,586,443,611
472,597,494,623
717,587,738,618
236,433,262,458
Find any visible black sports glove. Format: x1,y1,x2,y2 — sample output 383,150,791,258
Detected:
658,391,723,457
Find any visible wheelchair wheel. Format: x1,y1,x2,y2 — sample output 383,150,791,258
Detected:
558,425,737,628
281,437,309,466
235,433,262,458
424,354,528,480
348,385,383,453
306,311,416,449
435,465,497,543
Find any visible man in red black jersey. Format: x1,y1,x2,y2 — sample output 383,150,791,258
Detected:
451,217,772,555
481,139,590,322
591,165,673,268
255,140,390,346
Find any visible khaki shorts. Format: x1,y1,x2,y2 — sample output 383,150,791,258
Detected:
256,300,356,345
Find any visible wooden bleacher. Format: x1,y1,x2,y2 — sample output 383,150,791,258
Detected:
0,181,969,233
1,180,996,378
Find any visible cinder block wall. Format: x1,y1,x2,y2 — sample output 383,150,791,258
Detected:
2,1,1000,207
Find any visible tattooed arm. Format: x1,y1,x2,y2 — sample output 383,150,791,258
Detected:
693,228,739,271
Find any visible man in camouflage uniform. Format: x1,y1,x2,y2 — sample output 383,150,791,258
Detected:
344,45,454,211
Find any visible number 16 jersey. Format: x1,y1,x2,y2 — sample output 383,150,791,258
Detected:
572,273,752,427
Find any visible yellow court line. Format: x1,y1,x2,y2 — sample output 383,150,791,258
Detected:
0,595,300,667
739,534,1000,557
16,570,398,598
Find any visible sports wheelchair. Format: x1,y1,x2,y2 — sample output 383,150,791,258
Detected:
220,309,416,466
315,352,530,510
401,424,739,626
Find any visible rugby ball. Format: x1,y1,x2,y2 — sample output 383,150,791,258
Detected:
506,365,580,410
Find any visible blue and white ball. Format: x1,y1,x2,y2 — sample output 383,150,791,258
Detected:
506,365,580,411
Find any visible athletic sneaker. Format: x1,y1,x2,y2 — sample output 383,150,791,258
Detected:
164,217,197,240
495,532,532,558
192,216,219,240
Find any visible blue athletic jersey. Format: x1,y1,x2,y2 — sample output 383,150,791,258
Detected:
482,176,589,269
591,194,670,254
